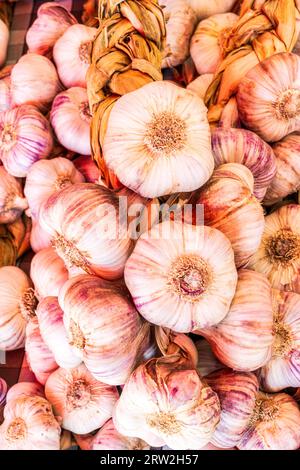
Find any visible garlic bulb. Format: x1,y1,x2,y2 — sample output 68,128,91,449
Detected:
0,167,28,223
0,396,61,450
50,87,92,155
190,13,238,75
248,204,300,294
0,266,36,351
75,419,150,450
30,218,52,253
73,155,101,183
0,68,12,112
159,0,197,68
24,157,84,219
0,18,9,68
196,339,223,377
37,297,81,369
187,74,214,100
59,274,149,385
212,128,276,201
103,81,214,198
264,133,300,204
238,392,300,450
199,269,273,371
236,52,300,142
6,382,45,403
30,248,68,299
196,163,265,267
186,0,236,19
0,105,53,177
11,53,62,112
25,316,58,385
113,334,221,449
53,24,96,88
26,2,77,56
125,220,237,333
40,183,133,280
45,364,118,434
0,378,7,408
206,369,259,449
259,289,300,392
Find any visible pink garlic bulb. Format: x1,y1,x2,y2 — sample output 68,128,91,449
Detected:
26,2,77,56
53,24,96,88
25,316,58,385
30,218,52,253
75,419,150,450
50,87,92,155
25,157,84,219
6,383,45,403
0,166,28,224
0,105,53,177
73,155,101,183
11,53,62,112
36,297,81,369
0,67,12,113
30,248,68,299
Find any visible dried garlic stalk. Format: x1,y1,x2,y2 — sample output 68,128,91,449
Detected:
87,0,166,188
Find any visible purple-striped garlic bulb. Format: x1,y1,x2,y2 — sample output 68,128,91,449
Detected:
199,269,274,371
259,289,300,392
0,105,53,177
45,364,118,434
212,127,276,201
124,220,237,333
39,183,133,280
206,369,259,449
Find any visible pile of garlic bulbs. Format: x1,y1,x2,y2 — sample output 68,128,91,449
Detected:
1,0,300,452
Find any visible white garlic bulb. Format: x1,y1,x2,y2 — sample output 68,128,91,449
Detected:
190,13,238,75
45,364,119,434
30,248,68,299
103,81,214,198
186,0,236,19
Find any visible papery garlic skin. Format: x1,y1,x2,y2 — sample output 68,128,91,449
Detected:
11,53,62,112
0,71,12,112
196,339,223,377
104,81,214,198
159,0,197,68
206,369,259,449
25,316,58,385
264,133,300,204
187,74,214,100
196,163,265,267
0,167,28,223
0,396,61,450
199,269,273,371
0,105,53,177
50,87,92,155
6,382,45,403
73,155,101,183
248,204,300,294
237,52,300,142
30,248,68,299
212,128,276,201
24,157,84,219
53,24,96,88
190,13,238,75
125,221,237,333
75,419,150,450
30,218,52,253
59,274,149,385
238,392,300,450
45,364,118,434
26,2,77,56
40,183,133,280
114,358,220,449
0,266,36,351
186,0,236,19
37,297,81,369
259,289,300,392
